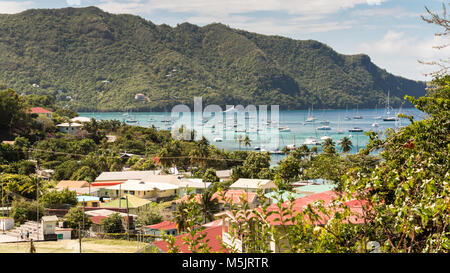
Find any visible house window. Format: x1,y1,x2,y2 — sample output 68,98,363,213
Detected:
124,190,128,194
130,191,135,195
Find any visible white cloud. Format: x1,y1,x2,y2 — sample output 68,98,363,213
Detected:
0,1,33,14
352,6,420,19
357,30,450,80
67,0,82,6
97,0,390,17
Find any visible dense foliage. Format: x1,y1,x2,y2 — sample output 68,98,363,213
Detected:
0,7,425,111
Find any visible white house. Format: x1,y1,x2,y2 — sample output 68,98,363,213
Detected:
56,122,83,135
228,178,277,193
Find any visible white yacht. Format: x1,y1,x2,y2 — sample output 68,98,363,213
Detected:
317,125,331,131
304,137,320,145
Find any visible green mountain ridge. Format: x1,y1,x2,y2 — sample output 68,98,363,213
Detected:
0,6,426,111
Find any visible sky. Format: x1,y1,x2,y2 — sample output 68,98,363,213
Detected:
0,0,449,81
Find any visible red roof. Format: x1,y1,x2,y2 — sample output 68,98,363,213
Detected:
90,216,107,225
220,190,366,226
153,225,226,253
146,221,177,230
29,107,52,114
91,181,124,187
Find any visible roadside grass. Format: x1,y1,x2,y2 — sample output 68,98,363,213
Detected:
0,238,145,253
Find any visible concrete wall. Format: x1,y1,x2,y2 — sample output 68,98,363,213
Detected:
0,218,14,231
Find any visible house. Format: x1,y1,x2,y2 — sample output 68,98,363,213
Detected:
174,178,211,197
56,122,83,135
77,196,102,208
103,179,179,201
294,183,336,196
89,214,134,234
216,169,233,181
152,225,225,253
55,180,100,196
28,107,53,119
144,221,178,236
37,169,54,180
228,178,277,193
175,190,260,208
217,190,366,253
135,93,145,100
93,170,161,188
85,209,137,219
100,194,152,214
41,215,59,240
55,180,89,189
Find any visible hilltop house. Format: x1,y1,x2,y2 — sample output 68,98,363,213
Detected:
135,93,145,100
28,107,53,119
56,122,83,135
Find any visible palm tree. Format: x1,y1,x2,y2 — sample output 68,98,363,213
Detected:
173,202,189,234
199,189,220,224
339,137,353,153
243,136,251,149
237,135,245,150
322,138,336,154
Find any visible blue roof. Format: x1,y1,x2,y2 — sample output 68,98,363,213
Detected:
295,184,335,194
265,191,305,203
77,196,100,202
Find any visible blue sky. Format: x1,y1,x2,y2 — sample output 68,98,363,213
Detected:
0,0,448,81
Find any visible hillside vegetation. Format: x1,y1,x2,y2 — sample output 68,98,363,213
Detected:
0,6,426,111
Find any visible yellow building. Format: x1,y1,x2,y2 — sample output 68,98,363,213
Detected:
103,179,179,200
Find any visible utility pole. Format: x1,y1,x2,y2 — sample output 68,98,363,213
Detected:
36,176,39,240
78,222,82,253
126,195,130,241
1,179,5,234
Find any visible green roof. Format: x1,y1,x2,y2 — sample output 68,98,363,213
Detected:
265,191,305,203
295,184,335,194
101,194,151,209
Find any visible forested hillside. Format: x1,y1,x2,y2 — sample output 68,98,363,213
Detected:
0,6,426,111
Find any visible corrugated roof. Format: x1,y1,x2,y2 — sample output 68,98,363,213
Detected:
55,180,89,189
295,184,336,194
105,180,178,191
29,107,52,114
146,221,177,230
229,178,275,189
95,171,161,181
101,194,151,209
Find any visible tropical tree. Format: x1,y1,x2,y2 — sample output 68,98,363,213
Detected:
243,136,251,149
321,138,336,154
339,137,353,153
199,189,220,223
101,213,125,233
64,207,92,230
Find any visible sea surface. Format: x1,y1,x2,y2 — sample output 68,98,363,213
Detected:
79,107,425,165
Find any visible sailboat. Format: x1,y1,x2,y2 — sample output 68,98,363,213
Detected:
344,104,351,120
373,104,382,120
337,115,344,134
125,109,138,123
353,104,363,119
383,91,398,122
305,105,317,123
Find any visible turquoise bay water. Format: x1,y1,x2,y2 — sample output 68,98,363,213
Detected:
79,108,424,165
